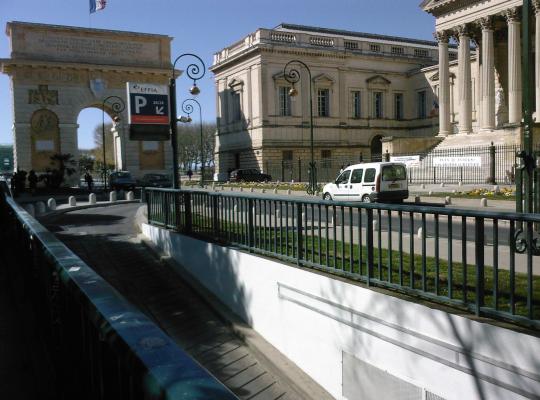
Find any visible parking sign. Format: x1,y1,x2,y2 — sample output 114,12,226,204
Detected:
127,82,171,140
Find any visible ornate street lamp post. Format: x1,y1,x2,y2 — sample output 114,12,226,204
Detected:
170,54,206,189
283,60,317,195
181,98,205,187
101,96,125,190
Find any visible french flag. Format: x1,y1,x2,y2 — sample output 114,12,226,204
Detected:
89,0,106,13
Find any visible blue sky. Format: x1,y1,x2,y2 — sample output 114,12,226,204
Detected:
0,0,436,148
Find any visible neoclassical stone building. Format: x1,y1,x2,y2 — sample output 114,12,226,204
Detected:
211,23,457,174
422,0,540,148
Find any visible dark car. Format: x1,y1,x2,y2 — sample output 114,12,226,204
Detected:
229,169,271,183
138,173,171,188
109,171,136,190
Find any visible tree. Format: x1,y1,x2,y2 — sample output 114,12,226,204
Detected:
91,122,115,166
176,122,216,171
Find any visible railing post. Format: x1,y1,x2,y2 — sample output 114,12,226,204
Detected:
164,192,170,228
298,157,302,182
366,208,374,286
296,202,303,265
475,217,485,315
212,195,220,240
433,166,436,184
248,198,254,250
174,191,181,230
489,142,496,184
281,160,285,182
184,192,192,234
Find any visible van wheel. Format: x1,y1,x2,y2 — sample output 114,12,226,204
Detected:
323,193,332,201
362,194,372,203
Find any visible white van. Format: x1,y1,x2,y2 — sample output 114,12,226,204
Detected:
322,162,409,203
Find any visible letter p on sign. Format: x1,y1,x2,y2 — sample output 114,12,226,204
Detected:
134,96,148,113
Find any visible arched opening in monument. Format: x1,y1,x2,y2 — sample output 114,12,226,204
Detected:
370,135,383,161
77,107,118,184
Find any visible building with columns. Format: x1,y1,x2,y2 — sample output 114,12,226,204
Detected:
422,0,540,147
211,24,457,175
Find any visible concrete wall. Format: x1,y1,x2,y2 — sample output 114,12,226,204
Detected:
143,223,540,400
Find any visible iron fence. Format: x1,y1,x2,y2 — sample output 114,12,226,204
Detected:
0,189,237,399
263,144,539,185
146,188,540,329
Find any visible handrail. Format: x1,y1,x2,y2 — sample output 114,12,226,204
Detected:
0,192,237,399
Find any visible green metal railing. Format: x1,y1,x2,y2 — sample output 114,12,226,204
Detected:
0,189,237,399
146,188,540,329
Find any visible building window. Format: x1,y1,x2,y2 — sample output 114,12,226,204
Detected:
417,91,427,119
318,89,330,117
449,52,457,61
282,150,293,162
394,93,403,120
279,86,291,116
373,92,383,119
414,48,429,58
231,91,241,121
321,149,331,168
391,46,404,55
352,91,361,118
370,44,381,53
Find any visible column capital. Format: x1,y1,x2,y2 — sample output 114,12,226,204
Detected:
434,30,450,44
478,16,494,31
534,0,540,15
454,24,472,40
505,7,521,23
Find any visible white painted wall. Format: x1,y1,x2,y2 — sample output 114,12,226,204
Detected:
143,223,540,400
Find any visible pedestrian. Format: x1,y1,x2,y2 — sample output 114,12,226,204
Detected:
10,171,17,197
84,170,93,191
28,170,38,194
187,168,193,181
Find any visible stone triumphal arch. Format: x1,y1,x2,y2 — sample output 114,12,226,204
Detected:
0,21,174,179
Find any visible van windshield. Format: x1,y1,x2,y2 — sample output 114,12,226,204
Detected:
382,165,407,181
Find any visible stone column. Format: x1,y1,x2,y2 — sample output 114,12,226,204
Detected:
506,7,522,125
480,17,495,130
436,31,451,136
457,25,473,134
534,0,540,119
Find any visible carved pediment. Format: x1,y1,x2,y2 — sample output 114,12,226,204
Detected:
228,78,244,90
366,75,391,85
429,71,456,82
312,73,335,84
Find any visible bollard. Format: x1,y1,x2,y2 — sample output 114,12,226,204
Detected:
89,193,97,204
126,191,134,201
440,182,445,188
458,181,463,187
414,196,421,203
417,227,423,240
24,204,35,217
212,182,215,191
250,187,254,193
421,183,426,189
47,198,57,211
428,191,433,196
273,188,278,194
110,191,117,202
445,196,451,205
480,198,488,207
35,202,46,215
261,188,266,194
287,189,291,195
230,187,234,191
69,196,77,207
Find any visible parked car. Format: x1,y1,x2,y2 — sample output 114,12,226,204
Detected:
322,162,409,203
138,173,171,188
229,169,272,183
109,171,136,190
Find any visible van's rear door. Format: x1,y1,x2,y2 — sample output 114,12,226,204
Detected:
380,164,408,192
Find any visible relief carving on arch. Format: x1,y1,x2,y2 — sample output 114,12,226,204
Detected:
30,109,60,171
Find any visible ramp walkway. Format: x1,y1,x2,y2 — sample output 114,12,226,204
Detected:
42,203,330,400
